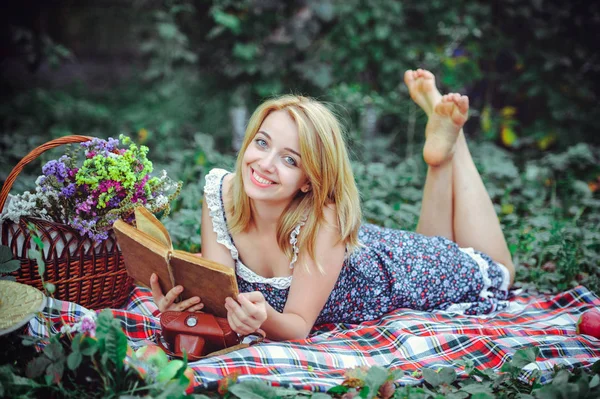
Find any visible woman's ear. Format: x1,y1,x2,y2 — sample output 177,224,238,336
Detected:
301,183,311,193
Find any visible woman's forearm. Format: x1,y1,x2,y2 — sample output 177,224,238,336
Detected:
260,303,312,341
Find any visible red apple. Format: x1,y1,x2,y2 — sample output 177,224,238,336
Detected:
577,309,600,339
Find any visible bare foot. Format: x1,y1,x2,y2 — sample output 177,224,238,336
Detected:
423,93,469,166
404,69,442,116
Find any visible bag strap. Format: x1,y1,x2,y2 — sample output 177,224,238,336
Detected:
0,135,93,210
155,329,266,361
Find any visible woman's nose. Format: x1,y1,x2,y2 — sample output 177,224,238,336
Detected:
258,152,276,171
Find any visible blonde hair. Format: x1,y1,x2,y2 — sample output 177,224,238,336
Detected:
226,95,361,272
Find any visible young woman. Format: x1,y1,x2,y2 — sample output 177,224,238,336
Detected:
150,69,515,341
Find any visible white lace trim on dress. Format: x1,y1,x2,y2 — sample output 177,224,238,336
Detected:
459,247,510,298
289,218,306,269
204,168,239,261
236,261,292,289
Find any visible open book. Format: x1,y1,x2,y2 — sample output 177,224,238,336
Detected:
113,206,238,318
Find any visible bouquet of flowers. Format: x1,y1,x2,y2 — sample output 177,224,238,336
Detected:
1,135,181,242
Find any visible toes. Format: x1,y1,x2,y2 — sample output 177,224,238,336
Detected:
435,101,454,116
404,70,415,85
420,69,435,80
440,93,469,116
456,95,469,114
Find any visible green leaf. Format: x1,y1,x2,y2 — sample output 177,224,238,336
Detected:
25,356,52,379
43,341,64,361
32,236,44,250
211,9,241,34
67,351,82,370
0,245,14,263
470,393,495,399
95,309,113,341
229,380,278,399
438,367,457,385
71,335,81,351
105,320,128,372
28,249,45,277
327,385,349,395
510,347,540,368
460,383,494,395
591,359,600,374
157,22,178,40
45,361,65,384
44,282,55,294
233,43,259,61
0,260,20,274
362,366,389,398
20,336,39,346
80,336,98,356
551,369,570,386
422,368,441,387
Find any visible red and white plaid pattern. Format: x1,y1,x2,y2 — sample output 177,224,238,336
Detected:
28,286,600,392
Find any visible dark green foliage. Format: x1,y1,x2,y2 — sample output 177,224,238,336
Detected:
0,245,20,281
1,1,599,396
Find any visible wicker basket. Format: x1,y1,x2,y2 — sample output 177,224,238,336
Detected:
0,135,133,310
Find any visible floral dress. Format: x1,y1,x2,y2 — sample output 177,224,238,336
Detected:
204,169,511,325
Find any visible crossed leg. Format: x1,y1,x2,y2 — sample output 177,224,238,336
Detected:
404,69,515,285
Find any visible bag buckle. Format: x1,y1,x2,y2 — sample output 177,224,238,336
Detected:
185,315,198,327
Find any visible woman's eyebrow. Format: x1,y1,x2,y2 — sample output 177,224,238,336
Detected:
257,130,301,158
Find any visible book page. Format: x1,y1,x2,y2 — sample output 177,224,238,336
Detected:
134,206,172,250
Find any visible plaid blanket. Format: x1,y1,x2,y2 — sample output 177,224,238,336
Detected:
28,285,600,392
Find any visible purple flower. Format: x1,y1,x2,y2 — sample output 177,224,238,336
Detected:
79,316,96,335
42,160,69,183
75,197,95,214
81,137,121,158
107,197,121,208
61,183,76,198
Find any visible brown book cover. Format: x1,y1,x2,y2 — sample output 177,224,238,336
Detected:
113,206,238,318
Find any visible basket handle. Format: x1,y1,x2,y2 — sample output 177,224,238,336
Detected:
0,135,93,210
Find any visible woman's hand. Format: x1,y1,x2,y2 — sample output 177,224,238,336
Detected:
150,273,204,313
225,291,267,335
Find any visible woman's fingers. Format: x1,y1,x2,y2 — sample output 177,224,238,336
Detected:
226,297,253,325
240,291,265,304
238,293,267,323
159,285,183,312
150,273,202,312
177,296,203,312
150,273,164,301
225,295,264,334
186,302,205,312
227,309,254,335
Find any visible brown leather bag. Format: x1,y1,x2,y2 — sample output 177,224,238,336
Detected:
157,311,264,360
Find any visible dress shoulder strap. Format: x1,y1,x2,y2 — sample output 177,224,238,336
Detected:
203,168,239,261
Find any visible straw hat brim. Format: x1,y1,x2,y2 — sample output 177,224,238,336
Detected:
0,280,46,336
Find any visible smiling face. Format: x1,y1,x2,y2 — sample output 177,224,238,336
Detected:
241,109,310,205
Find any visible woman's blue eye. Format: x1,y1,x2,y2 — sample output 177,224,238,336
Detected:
284,156,297,166
255,138,267,148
